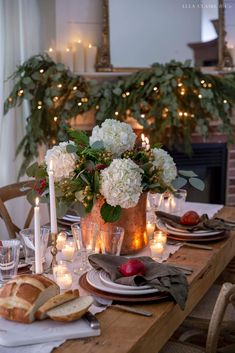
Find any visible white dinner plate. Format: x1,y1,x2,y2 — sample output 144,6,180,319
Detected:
157,219,223,237
86,270,159,295
99,270,152,290
165,222,219,235
63,214,80,222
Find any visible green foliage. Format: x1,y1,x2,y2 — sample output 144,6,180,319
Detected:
101,202,122,223
4,55,235,176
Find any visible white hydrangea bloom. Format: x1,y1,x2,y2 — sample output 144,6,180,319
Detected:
45,142,77,181
100,158,143,208
151,148,177,186
89,119,136,157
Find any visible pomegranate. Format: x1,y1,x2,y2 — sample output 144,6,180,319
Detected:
180,211,200,226
118,259,145,277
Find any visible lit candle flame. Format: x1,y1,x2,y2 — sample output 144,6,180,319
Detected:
88,44,92,48
141,133,145,142
66,48,70,52
78,39,82,44
49,48,53,52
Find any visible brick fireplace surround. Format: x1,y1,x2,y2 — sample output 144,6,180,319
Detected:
191,131,234,206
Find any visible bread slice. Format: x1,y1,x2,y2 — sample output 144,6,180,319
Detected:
36,289,80,320
0,274,59,323
47,296,93,322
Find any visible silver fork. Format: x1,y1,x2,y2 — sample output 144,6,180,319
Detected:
93,297,153,317
167,240,213,250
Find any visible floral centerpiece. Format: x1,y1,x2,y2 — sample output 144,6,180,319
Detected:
27,119,203,254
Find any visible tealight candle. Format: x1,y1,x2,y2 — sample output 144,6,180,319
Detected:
62,241,75,261
153,230,167,245
53,261,68,278
146,221,155,238
55,270,73,290
150,239,165,259
56,232,67,251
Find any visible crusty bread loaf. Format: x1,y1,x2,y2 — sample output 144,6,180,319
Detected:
0,274,59,323
47,296,93,322
36,289,80,320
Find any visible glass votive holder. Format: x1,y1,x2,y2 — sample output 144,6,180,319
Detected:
146,221,155,238
149,239,166,261
169,189,187,215
61,241,75,261
56,231,67,251
53,260,68,278
153,230,167,245
55,269,73,290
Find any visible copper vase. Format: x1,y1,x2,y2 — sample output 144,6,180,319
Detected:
83,193,148,255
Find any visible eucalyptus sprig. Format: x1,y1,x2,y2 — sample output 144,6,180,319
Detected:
4,55,235,177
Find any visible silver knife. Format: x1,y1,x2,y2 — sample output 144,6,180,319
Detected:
83,311,100,329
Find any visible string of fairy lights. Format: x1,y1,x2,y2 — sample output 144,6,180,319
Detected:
4,55,235,175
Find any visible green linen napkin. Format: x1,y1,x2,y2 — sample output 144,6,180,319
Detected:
156,211,235,232
88,254,188,310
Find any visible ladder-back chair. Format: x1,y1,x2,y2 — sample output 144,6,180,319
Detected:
0,180,35,239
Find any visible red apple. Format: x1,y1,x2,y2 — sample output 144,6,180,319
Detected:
118,259,145,277
180,211,200,226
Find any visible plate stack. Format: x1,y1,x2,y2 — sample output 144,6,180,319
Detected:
57,214,80,228
156,219,227,242
79,269,169,302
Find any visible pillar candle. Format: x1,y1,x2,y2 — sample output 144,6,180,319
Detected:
61,48,73,71
85,44,97,72
34,197,42,274
74,40,85,72
48,160,58,234
46,47,57,62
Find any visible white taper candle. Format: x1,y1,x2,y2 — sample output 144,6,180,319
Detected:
34,197,42,274
48,160,58,234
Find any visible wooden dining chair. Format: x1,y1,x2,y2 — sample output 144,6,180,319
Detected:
0,180,35,239
160,282,235,353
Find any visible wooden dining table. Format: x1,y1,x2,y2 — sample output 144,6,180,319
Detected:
54,206,235,353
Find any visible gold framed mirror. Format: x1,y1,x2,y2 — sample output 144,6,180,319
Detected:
96,0,232,71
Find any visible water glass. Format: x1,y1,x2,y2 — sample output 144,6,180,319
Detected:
0,240,20,283
20,226,50,265
149,238,166,261
71,222,98,274
169,189,187,215
100,226,124,256
148,192,162,212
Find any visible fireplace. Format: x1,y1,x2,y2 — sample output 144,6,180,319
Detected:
168,143,227,204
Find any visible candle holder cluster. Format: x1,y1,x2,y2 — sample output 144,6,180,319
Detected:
46,41,98,73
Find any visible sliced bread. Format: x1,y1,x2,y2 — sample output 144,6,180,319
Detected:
0,274,59,323
36,289,80,320
47,295,93,322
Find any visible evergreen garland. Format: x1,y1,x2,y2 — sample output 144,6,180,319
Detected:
4,54,235,176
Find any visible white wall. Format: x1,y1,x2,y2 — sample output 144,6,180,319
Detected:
55,0,103,51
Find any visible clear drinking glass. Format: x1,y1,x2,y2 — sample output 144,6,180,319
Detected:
148,192,163,212
169,189,187,215
71,221,99,274
20,226,50,265
0,240,20,284
100,226,124,256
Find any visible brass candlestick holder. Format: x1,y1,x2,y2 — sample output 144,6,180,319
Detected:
50,233,58,273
